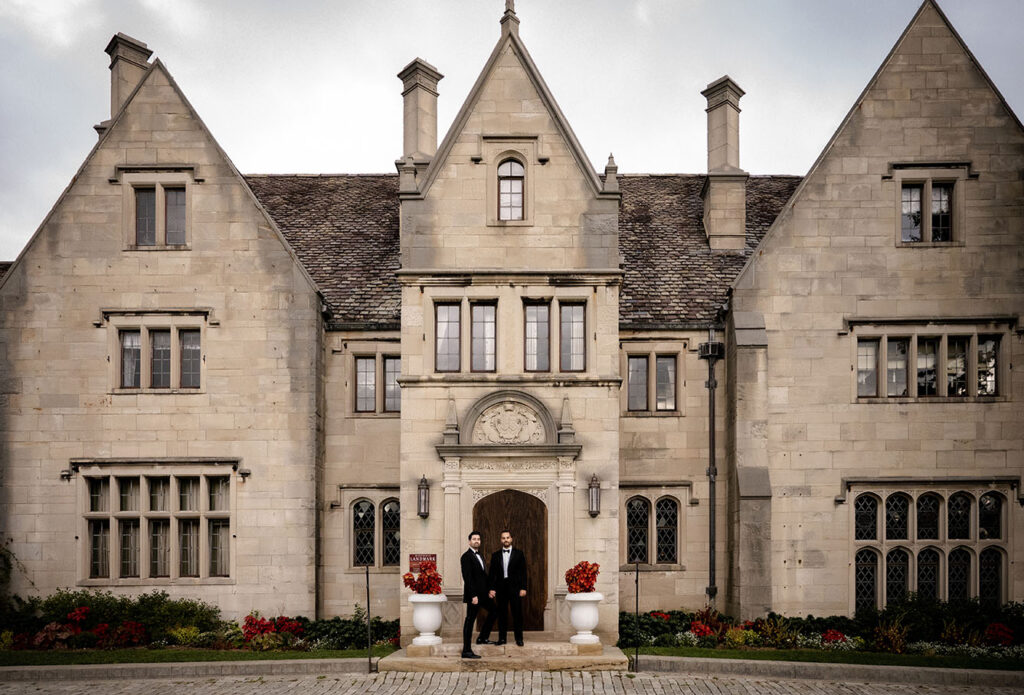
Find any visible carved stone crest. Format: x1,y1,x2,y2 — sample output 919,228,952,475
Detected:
471,401,546,445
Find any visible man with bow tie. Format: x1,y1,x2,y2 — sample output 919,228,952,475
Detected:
460,530,497,658
487,529,527,646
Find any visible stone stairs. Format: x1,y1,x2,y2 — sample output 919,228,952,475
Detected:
377,641,628,672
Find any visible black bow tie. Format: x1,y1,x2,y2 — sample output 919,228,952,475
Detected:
503,549,510,553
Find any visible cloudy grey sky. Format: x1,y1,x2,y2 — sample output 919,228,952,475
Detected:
1,0,1021,260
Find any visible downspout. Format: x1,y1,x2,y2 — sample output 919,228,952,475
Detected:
698,323,724,603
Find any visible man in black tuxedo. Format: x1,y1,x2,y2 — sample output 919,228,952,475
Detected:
488,529,527,646
460,530,497,658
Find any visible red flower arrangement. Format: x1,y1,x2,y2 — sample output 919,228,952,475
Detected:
402,561,443,594
565,561,600,593
689,621,714,637
822,629,847,644
985,622,1013,647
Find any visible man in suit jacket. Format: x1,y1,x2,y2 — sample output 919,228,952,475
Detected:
488,529,527,646
460,530,497,658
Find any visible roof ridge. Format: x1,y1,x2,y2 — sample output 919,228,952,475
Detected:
244,173,399,178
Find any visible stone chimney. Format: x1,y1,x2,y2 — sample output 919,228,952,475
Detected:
105,33,153,118
700,75,748,251
397,58,443,166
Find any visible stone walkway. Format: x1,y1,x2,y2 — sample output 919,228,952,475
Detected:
1,671,1020,694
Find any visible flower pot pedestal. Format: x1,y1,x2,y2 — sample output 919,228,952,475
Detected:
565,591,603,645
409,593,447,646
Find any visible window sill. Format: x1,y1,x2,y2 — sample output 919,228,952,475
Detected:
896,240,965,248
619,563,686,573
77,577,235,587
123,245,192,251
349,411,400,419
623,410,682,418
486,219,534,228
112,388,205,395
856,396,1007,404
346,566,401,575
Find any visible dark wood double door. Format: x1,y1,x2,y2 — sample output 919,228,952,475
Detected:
472,489,547,630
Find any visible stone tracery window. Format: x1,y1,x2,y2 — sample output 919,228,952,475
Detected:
947,493,971,540
382,499,401,567
655,498,678,564
979,548,1003,606
854,494,878,540
916,494,940,540
352,500,375,566
885,548,909,604
885,493,909,540
855,548,878,613
917,547,940,600
625,497,649,564
948,547,971,601
979,493,1002,540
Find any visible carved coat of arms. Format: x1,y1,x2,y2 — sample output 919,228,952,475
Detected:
471,401,545,444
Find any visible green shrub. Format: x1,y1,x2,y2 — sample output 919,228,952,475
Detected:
724,627,750,649
167,626,202,647
652,632,679,647
873,619,909,654
0,630,12,650
756,615,801,649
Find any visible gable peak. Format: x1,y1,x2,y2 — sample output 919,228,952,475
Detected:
501,0,520,37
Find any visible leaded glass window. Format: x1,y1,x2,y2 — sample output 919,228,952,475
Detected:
498,159,524,221
885,548,909,605
948,493,970,540
948,547,970,601
917,548,939,600
855,548,877,613
916,494,939,540
979,493,1002,540
979,548,1001,607
655,498,678,564
855,495,877,540
353,500,375,566
626,498,649,564
382,500,401,567
885,494,909,540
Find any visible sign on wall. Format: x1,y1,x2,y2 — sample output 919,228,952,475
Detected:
408,553,437,572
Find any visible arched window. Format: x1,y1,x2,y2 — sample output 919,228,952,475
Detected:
979,548,1002,607
498,159,525,221
381,499,401,566
917,548,940,600
885,493,910,540
948,493,971,539
625,497,650,564
916,493,940,540
885,548,909,605
948,547,971,601
854,494,878,540
353,500,375,566
979,493,1002,540
855,548,878,613
655,497,678,564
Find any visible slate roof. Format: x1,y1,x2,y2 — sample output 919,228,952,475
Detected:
245,173,801,331
0,262,11,281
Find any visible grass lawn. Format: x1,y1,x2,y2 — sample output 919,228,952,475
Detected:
0,645,397,667
634,646,1024,671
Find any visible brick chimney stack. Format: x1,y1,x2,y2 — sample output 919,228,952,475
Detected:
701,76,748,251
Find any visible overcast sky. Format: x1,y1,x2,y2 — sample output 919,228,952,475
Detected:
1,0,1021,260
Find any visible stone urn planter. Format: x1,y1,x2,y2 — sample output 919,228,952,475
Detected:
409,593,447,646
565,591,603,644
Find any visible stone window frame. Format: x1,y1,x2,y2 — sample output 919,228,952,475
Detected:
850,322,1010,402
107,313,206,395
341,492,402,574
522,298,552,373
343,339,401,417
77,463,235,587
470,300,498,373
848,485,1011,612
118,170,197,250
618,490,687,572
483,141,537,228
620,340,685,416
888,164,969,248
558,299,587,373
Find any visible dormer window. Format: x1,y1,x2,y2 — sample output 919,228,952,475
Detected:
498,159,524,221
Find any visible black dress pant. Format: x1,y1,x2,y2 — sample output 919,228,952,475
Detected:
495,580,524,642
462,595,497,652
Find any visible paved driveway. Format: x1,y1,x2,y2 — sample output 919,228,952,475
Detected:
1,671,1019,695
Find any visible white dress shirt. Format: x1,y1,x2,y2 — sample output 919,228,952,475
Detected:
502,546,512,578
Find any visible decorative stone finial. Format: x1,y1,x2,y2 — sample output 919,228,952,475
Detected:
603,153,619,193
443,397,460,444
501,0,520,36
558,396,576,444
398,155,417,194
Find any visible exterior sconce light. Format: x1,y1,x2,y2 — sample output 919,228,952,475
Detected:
237,468,251,480
588,474,601,517
59,469,73,481
417,475,430,518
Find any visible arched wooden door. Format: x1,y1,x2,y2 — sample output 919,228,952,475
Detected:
472,489,547,630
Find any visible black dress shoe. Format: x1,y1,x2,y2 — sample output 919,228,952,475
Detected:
476,638,495,645
461,651,481,659
493,640,507,646
515,640,524,647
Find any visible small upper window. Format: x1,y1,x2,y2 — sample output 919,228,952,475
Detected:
498,159,524,221
124,174,191,249
899,180,955,244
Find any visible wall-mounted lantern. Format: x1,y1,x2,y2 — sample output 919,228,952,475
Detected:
588,473,601,517
417,475,430,518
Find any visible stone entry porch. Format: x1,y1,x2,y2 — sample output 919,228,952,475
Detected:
378,641,628,672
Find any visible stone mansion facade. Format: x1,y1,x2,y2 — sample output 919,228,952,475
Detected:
1,1,1021,644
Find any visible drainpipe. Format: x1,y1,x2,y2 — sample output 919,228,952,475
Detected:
698,325,724,603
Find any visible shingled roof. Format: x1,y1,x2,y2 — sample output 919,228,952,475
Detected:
245,173,801,331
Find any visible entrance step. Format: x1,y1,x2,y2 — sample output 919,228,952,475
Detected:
377,642,628,672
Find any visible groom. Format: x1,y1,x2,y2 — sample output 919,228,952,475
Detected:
488,529,527,646
460,530,497,658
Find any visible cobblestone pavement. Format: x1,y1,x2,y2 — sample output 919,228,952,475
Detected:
1,671,1021,695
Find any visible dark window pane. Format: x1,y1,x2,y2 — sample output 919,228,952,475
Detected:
118,477,139,512
946,336,969,396
148,476,169,511
150,329,170,388
855,548,877,613
382,500,400,566
149,520,169,577
948,548,970,601
979,548,1002,607
180,330,201,388
355,357,375,412
931,183,952,242
435,304,460,372
120,519,140,578
854,495,877,541
353,500,375,566
886,548,909,605
384,357,401,412
857,339,878,397
179,519,199,577
917,548,939,600
89,520,110,578
979,493,1001,540
655,498,678,564
916,494,939,540
948,493,970,540
627,356,648,411
885,494,909,540
135,188,156,246
120,330,141,388
977,335,999,396
656,356,676,411
208,476,229,512
471,304,496,371
901,184,922,242
917,338,938,396
625,498,649,564
165,187,186,245
560,303,585,371
89,477,110,513
209,520,230,577
524,304,549,371
886,339,908,397
178,477,199,512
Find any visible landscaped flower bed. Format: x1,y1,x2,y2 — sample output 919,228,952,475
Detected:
618,595,1024,662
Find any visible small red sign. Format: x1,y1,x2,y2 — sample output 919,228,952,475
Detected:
408,553,437,572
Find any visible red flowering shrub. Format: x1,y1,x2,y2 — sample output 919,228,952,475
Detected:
690,621,714,638
67,606,90,633
243,613,278,641
565,561,600,593
648,611,671,621
274,616,304,636
114,621,147,647
985,622,1013,647
402,561,443,594
822,629,847,644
